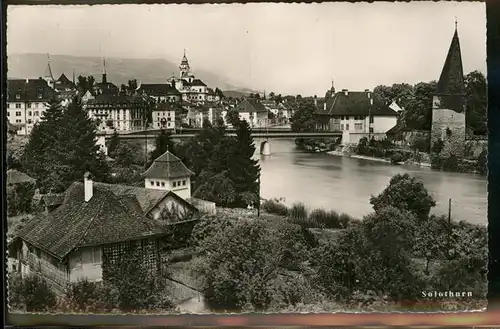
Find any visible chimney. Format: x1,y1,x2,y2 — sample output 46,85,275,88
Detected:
25,78,29,84
365,89,371,98
84,172,93,202
342,89,348,96
323,102,326,111
370,98,374,105
314,95,318,107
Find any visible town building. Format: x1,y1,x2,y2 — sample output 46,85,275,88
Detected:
93,60,119,96
233,98,269,127
6,78,56,135
86,94,153,132
315,88,399,144
137,82,182,103
143,150,194,200
8,173,177,289
166,51,213,104
152,102,176,130
430,23,467,157
186,104,223,127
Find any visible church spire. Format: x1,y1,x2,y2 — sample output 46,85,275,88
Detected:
102,58,108,84
179,49,191,78
44,53,54,88
436,21,465,95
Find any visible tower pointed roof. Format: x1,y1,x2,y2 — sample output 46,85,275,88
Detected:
143,150,194,180
44,54,54,82
436,23,465,95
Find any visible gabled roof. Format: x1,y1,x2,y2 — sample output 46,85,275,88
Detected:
94,182,198,215
7,169,36,185
436,26,465,95
138,83,181,96
236,98,268,113
54,73,76,90
318,91,398,117
190,79,207,87
7,79,56,102
143,151,194,180
15,182,167,259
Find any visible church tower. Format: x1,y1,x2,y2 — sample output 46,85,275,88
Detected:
430,21,466,157
43,54,55,89
102,58,108,84
179,49,191,79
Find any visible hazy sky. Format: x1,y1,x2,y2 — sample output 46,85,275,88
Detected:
7,2,486,95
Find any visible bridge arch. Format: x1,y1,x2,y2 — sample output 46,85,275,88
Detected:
260,140,271,156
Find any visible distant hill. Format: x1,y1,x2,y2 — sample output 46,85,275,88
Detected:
7,53,256,93
222,90,252,98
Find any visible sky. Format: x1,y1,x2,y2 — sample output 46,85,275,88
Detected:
7,2,486,95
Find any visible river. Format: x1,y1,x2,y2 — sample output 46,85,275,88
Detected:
254,139,487,225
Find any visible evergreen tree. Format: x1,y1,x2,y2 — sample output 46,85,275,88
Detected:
24,96,110,192
149,129,176,165
228,119,261,207
23,96,66,191
107,129,120,157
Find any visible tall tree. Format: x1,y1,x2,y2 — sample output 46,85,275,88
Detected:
87,75,95,90
76,75,87,91
23,96,67,192
228,119,261,207
149,129,176,165
464,70,487,135
59,96,110,185
290,98,316,132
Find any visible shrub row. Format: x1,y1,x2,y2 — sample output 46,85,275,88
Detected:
261,199,355,229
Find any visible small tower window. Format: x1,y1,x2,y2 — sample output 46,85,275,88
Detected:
173,181,177,187
156,181,160,186
150,181,154,186
161,182,165,187
182,180,186,186
15,94,20,99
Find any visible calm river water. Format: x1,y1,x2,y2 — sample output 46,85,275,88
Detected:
254,139,487,225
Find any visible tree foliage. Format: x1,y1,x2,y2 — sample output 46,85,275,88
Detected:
7,181,36,216
191,217,314,311
290,98,317,132
370,173,436,221
149,129,176,166
23,96,110,193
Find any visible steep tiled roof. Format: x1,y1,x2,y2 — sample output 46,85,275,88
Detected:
190,79,207,87
436,27,465,95
93,182,168,214
87,94,149,107
94,182,198,214
7,169,36,185
318,91,398,117
95,82,119,95
236,98,268,113
7,79,55,102
15,182,167,259
54,73,76,90
40,193,65,207
143,151,194,180
139,84,181,96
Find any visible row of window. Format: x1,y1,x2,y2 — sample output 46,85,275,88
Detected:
7,102,43,108
7,110,41,117
339,116,366,121
156,122,174,127
341,123,365,131
14,94,43,100
156,112,173,117
149,179,187,188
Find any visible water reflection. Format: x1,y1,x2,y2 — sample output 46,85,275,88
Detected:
254,139,487,225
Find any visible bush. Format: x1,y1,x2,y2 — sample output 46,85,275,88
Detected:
9,274,57,312
309,208,342,229
58,280,114,313
390,152,404,164
289,202,308,221
7,182,36,216
339,213,354,228
410,134,431,153
476,149,487,175
431,139,444,154
262,198,289,216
